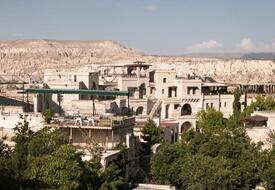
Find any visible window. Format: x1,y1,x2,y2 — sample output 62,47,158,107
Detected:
163,78,166,83
224,102,227,107
192,88,196,95
150,87,155,94
210,103,214,108
206,103,209,108
74,75,77,82
162,89,164,94
187,88,191,95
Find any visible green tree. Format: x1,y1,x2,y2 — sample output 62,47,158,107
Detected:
151,124,263,189
99,164,124,190
241,95,275,119
233,89,241,119
196,108,225,133
42,108,54,124
27,128,68,157
141,119,164,152
26,145,83,190
11,116,33,186
0,139,19,190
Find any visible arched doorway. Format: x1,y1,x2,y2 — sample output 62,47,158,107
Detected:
181,122,192,133
136,106,144,115
181,104,192,116
165,104,170,119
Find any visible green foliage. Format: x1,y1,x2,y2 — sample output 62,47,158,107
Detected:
42,108,54,124
11,116,33,182
28,128,68,157
141,119,164,152
233,90,241,118
4,118,126,189
151,122,263,189
99,164,124,190
113,144,129,178
26,145,83,190
196,108,225,133
241,95,275,119
0,139,19,190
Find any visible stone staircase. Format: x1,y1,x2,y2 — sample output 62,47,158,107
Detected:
149,100,162,119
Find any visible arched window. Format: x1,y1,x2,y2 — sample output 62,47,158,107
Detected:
136,106,144,115
181,122,192,133
181,104,192,116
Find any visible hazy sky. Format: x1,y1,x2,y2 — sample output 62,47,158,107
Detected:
1,0,275,55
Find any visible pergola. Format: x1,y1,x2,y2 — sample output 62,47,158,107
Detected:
244,115,268,128
20,88,130,115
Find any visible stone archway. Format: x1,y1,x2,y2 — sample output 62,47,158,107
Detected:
136,106,144,115
181,122,192,133
181,104,192,116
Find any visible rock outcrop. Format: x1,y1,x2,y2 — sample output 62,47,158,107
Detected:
0,40,274,84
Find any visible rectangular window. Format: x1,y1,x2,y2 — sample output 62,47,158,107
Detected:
224,102,227,107
192,88,196,95
187,88,191,95
162,89,164,94
163,78,167,83
206,103,209,108
210,103,214,108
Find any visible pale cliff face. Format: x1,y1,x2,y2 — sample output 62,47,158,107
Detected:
0,40,274,84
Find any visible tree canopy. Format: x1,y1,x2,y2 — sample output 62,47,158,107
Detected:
0,118,126,190
151,106,265,190
141,119,164,153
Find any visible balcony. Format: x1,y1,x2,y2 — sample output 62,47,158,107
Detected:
48,115,136,130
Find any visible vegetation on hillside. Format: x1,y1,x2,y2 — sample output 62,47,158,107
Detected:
151,93,275,189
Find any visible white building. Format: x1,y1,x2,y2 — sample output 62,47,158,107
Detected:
35,61,248,141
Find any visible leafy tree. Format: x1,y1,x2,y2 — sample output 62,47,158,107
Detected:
113,143,129,179
79,158,102,190
232,89,241,119
27,128,68,157
11,116,33,185
26,145,83,190
151,123,263,189
241,95,275,119
196,108,225,133
99,164,124,190
42,108,54,124
227,90,243,129
151,143,185,187
141,119,164,152
0,139,19,190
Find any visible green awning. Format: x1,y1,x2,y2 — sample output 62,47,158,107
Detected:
22,88,129,96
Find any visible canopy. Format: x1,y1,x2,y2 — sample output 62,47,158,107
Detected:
22,88,130,96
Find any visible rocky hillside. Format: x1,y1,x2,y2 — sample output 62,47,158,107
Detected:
0,40,144,80
0,39,275,84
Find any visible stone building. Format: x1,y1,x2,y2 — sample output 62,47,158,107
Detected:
37,61,248,141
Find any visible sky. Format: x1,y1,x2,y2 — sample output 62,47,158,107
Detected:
1,0,275,55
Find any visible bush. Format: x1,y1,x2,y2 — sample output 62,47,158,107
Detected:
42,109,54,124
